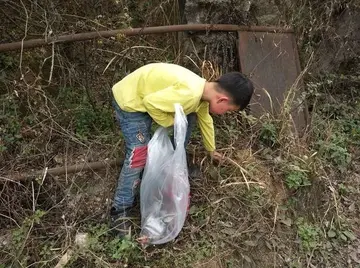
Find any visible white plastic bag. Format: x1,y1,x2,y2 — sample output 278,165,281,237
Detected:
140,103,190,245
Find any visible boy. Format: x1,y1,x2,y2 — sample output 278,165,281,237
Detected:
110,62,254,236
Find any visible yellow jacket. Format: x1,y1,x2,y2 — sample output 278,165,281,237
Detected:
112,63,215,152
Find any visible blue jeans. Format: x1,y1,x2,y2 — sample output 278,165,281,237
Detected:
112,100,196,212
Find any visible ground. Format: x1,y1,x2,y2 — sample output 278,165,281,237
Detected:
1,0,360,267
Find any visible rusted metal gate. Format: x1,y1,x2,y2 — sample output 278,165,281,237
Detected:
238,31,309,132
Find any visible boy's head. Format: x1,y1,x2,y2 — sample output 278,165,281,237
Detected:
208,72,254,115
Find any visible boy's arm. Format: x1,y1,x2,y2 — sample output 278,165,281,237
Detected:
196,102,216,152
143,86,195,127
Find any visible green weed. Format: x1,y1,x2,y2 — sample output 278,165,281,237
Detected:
316,134,351,170
9,210,47,266
285,168,311,190
56,87,115,139
245,186,269,207
0,94,22,153
327,227,356,242
75,103,114,138
296,218,321,251
308,72,359,171
0,54,15,83
174,240,214,267
189,204,210,224
259,122,278,147
0,54,15,69
338,183,358,196
82,223,141,263
107,236,138,260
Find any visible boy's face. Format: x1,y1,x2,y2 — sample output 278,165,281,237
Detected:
209,96,239,115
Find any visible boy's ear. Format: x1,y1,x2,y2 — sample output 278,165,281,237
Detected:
218,96,230,103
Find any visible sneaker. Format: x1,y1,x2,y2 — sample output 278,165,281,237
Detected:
109,207,132,237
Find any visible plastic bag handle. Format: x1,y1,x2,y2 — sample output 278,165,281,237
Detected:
173,103,188,148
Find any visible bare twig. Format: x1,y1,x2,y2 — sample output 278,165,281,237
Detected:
224,156,250,190
0,213,20,228
32,181,35,212
48,42,55,85
100,46,164,74
34,167,48,210
19,0,29,80
0,176,22,185
220,181,265,188
271,204,279,236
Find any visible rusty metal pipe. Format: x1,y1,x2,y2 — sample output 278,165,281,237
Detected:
6,159,123,182
0,24,293,52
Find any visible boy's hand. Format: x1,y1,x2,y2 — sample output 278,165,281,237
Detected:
209,151,225,163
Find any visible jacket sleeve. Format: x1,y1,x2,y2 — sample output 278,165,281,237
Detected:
143,85,195,128
196,102,216,152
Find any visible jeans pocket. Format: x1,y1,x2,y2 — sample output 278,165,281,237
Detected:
134,120,150,144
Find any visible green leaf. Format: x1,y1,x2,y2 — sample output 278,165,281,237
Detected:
343,230,356,241
327,230,336,238
242,254,252,263
340,233,348,241
280,217,292,227
189,205,198,215
244,240,257,247
309,241,318,248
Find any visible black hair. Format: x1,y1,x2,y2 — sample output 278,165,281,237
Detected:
216,72,254,110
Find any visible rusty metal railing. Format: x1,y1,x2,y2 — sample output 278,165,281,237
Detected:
0,24,293,52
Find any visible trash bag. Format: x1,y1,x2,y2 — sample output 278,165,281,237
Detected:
140,103,190,245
